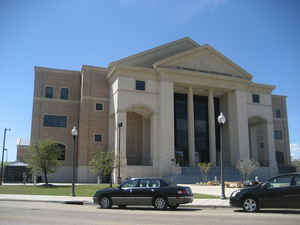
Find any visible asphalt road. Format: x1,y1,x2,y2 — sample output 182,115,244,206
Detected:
0,201,300,225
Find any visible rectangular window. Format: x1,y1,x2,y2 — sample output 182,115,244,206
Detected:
274,130,282,140
275,109,281,118
43,115,67,128
95,134,103,142
60,88,69,100
56,144,66,160
45,87,53,98
96,103,103,111
136,80,145,91
252,94,260,103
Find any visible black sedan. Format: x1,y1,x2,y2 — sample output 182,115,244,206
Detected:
230,172,300,212
93,178,193,209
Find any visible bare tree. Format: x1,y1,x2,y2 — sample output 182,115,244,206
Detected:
198,162,212,182
237,159,259,181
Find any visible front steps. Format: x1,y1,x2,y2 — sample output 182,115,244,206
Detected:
167,166,272,184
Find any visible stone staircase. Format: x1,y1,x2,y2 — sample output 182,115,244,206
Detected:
168,166,242,184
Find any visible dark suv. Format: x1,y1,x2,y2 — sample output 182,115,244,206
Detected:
93,178,193,209
230,172,300,212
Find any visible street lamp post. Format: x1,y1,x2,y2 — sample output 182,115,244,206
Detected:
217,112,226,200
0,128,11,186
71,126,78,197
117,122,123,184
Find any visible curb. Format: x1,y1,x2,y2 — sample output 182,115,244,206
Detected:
0,198,231,208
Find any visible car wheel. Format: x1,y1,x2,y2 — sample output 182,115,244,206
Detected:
242,198,258,212
118,205,126,209
169,204,179,210
99,196,112,209
154,197,167,210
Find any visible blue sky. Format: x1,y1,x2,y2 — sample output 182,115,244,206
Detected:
1,0,300,161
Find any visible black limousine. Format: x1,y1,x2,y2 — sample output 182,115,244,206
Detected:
93,178,193,209
230,172,300,212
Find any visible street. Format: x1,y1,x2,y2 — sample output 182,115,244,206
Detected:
0,201,300,225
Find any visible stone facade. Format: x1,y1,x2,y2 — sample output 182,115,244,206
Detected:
25,37,291,183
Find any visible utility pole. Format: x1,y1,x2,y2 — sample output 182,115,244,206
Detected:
0,128,11,185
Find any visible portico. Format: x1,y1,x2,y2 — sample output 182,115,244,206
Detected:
106,37,280,183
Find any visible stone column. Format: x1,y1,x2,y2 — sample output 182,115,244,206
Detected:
208,89,217,166
266,121,278,175
159,80,175,176
228,90,250,165
188,87,195,167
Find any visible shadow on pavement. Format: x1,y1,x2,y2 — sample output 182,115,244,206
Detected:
97,206,202,211
234,209,300,215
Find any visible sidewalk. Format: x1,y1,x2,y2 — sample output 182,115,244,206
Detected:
0,184,234,208
0,194,230,208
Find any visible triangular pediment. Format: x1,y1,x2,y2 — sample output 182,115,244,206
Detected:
153,45,252,80
109,37,199,68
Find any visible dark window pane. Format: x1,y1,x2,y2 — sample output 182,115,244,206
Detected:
56,144,65,160
60,88,68,100
96,103,103,111
274,130,282,140
252,94,260,103
276,109,281,118
45,87,53,98
43,115,67,128
136,80,145,91
95,134,102,142
276,151,284,165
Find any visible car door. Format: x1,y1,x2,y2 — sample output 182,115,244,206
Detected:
131,179,154,205
287,175,300,208
112,179,139,205
262,175,294,208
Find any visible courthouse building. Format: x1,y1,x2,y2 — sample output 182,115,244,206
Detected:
25,37,291,182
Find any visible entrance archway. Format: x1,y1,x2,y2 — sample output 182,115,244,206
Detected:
248,116,269,166
126,111,151,166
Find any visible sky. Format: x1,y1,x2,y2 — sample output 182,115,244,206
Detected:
0,0,300,161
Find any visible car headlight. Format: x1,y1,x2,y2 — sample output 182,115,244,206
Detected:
231,190,240,198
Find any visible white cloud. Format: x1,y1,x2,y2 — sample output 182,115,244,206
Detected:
290,143,300,160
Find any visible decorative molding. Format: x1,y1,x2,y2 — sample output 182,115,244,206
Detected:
153,45,253,80
82,96,110,102
34,97,80,104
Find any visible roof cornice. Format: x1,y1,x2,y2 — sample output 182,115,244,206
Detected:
35,66,80,75
106,65,156,80
81,65,108,72
108,37,200,68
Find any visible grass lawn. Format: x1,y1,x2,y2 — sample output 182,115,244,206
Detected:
0,184,219,199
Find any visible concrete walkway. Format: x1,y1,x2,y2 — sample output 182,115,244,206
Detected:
179,184,239,197
0,194,230,208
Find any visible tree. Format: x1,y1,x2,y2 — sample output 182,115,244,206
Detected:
89,148,115,187
24,140,61,185
292,159,300,172
237,159,259,181
198,162,212,182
